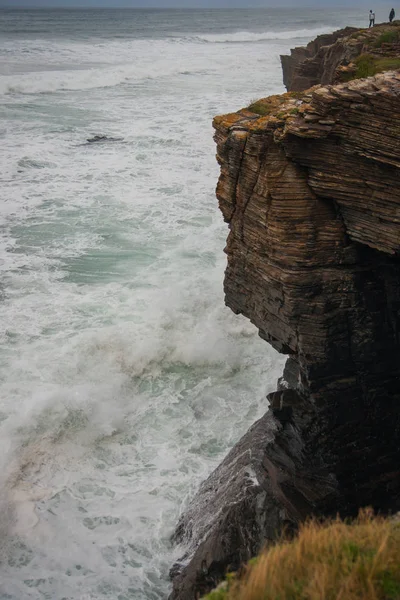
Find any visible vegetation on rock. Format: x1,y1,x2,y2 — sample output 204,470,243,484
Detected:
245,91,307,120
247,101,272,116
336,24,400,83
352,54,400,79
373,29,400,48
203,512,400,600
282,22,400,91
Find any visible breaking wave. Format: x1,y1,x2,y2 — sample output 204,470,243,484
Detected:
193,27,333,44
0,63,197,95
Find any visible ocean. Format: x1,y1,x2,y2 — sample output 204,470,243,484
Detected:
0,7,367,600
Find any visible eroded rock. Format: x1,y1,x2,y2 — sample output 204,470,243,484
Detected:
169,61,400,600
169,392,337,600
281,26,359,91
281,22,400,91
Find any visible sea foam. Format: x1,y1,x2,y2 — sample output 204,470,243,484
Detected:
0,8,356,599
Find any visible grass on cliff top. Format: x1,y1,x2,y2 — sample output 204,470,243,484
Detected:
203,510,400,600
247,92,304,117
353,54,400,79
247,100,272,116
373,29,400,48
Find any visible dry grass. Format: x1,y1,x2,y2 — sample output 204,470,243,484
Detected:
204,510,400,600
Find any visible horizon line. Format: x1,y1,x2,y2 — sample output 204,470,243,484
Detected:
0,4,367,8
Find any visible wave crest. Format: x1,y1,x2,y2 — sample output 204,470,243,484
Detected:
192,27,333,44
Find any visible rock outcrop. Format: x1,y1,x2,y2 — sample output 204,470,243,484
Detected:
212,72,400,513
280,26,358,91
281,22,400,91
169,40,400,600
169,388,338,599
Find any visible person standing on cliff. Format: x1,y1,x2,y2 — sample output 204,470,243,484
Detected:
369,10,375,27
389,8,395,22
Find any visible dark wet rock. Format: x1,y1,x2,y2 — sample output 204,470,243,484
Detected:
86,134,123,143
277,357,299,391
169,412,279,599
169,391,337,600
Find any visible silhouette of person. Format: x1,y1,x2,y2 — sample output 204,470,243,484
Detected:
389,8,395,22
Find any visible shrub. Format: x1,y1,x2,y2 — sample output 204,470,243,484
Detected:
353,54,400,79
373,30,400,48
354,54,377,78
202,511,400,600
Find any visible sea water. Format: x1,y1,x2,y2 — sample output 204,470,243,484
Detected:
0,8,367,600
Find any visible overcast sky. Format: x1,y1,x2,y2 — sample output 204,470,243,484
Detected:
0,0,394,7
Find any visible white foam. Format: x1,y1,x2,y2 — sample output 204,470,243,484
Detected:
193,26,334,44
0,61,195,95
0,12,297,599
0,23,335,96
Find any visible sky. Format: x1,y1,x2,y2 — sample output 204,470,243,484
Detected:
0,0,394,7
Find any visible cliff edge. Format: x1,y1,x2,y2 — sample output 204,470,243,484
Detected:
281,22,400,91
169,31,400,600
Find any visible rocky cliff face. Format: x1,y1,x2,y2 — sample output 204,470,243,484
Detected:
280,26,358,91
169,42,400,600
281,22,400,91
213,72,400,511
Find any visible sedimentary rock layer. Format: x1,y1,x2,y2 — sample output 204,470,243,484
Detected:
214,72,400,510
280,26,358,91
169,387,337,599
281,22,400,91
169,72,400,600
171,64,400,600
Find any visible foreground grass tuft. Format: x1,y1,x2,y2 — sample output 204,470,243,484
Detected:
203,510,400,600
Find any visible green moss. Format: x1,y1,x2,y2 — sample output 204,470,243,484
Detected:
247,101,271,116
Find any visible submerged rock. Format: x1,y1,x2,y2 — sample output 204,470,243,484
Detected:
86,134,124,143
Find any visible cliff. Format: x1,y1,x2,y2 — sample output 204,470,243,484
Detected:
281,22,400,91
169,32,400,600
